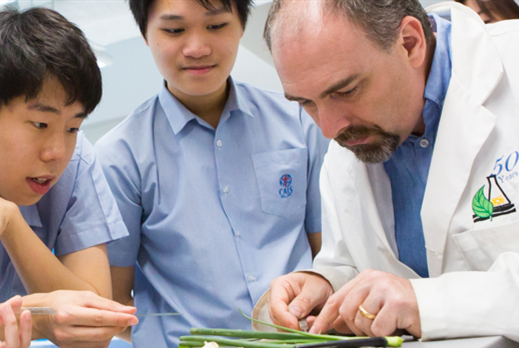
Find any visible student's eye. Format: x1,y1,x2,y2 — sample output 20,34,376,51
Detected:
67,127,80,134
207,23,228,30
163,28,185,35
32,122,48,129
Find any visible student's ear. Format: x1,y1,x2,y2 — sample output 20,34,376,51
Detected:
398,16,428,69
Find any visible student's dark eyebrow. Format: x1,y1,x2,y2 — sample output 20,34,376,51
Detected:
28,102,61,115
28,102,87,118
159,7,229,21
320,74,359,98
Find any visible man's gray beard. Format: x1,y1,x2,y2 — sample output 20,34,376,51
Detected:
334,125,400,163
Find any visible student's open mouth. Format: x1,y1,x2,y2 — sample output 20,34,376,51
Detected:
27,177,53,195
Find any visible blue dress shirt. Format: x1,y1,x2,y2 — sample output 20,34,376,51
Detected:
96,79,329,348
383,14,452,278
0,132,129,302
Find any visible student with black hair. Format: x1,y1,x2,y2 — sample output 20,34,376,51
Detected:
95,0,329,346
0,7,138,347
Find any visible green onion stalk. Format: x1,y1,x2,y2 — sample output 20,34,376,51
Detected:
178,310,403,348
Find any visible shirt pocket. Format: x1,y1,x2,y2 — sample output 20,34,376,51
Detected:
452,219,519,271
252,148,308,218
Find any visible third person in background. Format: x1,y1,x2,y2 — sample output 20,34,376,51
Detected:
455,0,519,23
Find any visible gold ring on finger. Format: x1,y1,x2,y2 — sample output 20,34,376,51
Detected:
358,304,376,320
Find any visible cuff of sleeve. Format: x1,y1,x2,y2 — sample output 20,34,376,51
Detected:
307,266,355,292
410,277,448,341
55,220,129,256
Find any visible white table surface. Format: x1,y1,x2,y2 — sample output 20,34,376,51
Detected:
403,336,519,348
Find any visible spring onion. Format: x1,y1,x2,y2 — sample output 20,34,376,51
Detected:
178,309,403,348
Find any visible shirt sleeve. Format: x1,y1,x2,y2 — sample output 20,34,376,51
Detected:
95,131,143,267
300,107,330,234
411,252,519,342
54,132,129,256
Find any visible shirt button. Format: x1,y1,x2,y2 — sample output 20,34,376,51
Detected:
419,138,430,148
248,274,256,282
223,186,230,194
216,140,223,148
235,230,241,237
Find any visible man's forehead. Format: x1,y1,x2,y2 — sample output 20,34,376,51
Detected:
270,0,326,48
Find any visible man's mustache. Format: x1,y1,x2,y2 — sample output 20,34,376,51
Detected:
334,125,387,145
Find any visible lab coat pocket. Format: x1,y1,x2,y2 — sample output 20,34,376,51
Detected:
252,148,308,218
452,220,519,271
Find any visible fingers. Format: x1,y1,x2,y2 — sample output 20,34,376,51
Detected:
269,276,299,329
80,292,136,314
269,273,333,330
2,296,23,314
352,301,378,337
1,301,20,348
51,324,128,343
18,311,32,348
310,275,363,334
315,271,422,338
338,282,375,337
54,306,138,328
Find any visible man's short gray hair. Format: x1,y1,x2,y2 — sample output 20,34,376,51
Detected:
264,0,434,52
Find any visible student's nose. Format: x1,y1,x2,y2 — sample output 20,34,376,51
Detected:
41,134,66,163
182,32,211,58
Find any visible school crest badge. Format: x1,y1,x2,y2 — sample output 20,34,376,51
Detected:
279,174,293,198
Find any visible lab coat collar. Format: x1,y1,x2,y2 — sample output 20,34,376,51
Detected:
421,2,502,277
427,2,503,105
18,205,43,228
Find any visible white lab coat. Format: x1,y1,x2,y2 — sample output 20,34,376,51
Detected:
312,2,519,342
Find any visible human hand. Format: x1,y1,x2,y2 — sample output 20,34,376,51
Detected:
0,295,32,348
268,272,334,331
31,290,138,348
309,269,421,337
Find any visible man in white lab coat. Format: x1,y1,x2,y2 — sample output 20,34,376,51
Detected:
260,0,519,342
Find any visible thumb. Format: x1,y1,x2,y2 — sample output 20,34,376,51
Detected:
288,273,333,319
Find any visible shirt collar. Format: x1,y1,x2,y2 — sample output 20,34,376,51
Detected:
18,205,43,228
228,77,254,119
158,78,254,135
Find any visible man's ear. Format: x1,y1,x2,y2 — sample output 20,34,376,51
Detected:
398,16,428,68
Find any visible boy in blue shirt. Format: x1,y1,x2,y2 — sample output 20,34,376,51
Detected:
96,0,329,346
0,7,138,347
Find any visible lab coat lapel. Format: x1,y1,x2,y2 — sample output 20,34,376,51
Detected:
421,3,502,277
365,163,398,259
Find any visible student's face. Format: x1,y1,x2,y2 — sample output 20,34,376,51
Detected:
145,0,244,101
272,12,427,163
0,78,85,206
